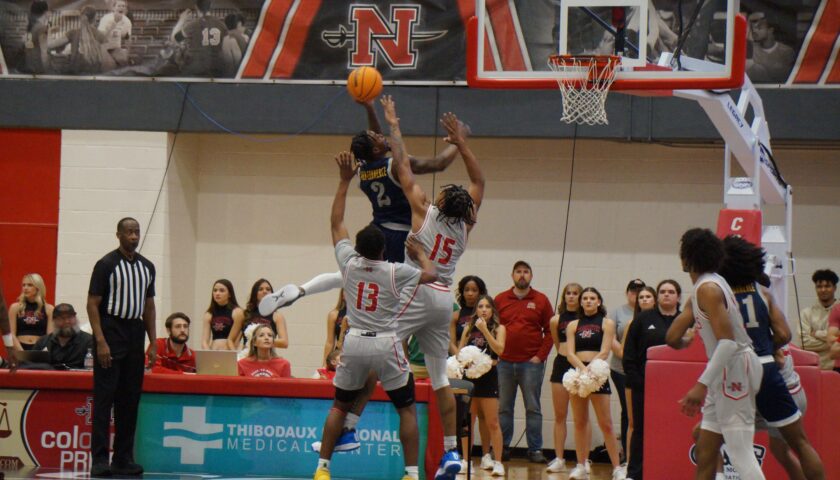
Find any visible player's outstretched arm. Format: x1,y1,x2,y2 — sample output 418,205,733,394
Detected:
359,100,383,134
331,152,357,246
405,236,438,285
408,120,473,174
762,286,792,347
442,113,485,217
381,95,428,229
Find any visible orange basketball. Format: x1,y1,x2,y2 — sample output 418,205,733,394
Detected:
347,67,383,102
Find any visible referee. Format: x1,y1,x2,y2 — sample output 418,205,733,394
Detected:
88,218,157,476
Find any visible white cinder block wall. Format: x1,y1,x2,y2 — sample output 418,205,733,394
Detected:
56,131,840,453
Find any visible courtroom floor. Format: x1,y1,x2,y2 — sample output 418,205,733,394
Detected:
0,459,619,480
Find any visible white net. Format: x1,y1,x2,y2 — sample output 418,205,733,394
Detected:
548,56,620,126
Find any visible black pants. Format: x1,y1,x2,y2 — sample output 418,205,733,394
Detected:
627,387,645,480
610,370,628,458
91,319,146,466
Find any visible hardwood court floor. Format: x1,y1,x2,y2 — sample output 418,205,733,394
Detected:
1,461,619,479
460,457,617,480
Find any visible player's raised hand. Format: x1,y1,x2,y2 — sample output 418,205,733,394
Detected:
441,112,466,146
678,382,707,417
335,151,358,181
380,95,398,125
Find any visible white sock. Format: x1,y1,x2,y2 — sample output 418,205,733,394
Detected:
317,459,330,470
301,271,342,296
344,413,360,430
444,435,457,451
404,466,419,479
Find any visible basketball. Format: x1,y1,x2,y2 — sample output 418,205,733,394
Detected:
346,66,383,103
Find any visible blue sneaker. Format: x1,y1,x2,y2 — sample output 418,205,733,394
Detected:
434,449,462,480
334,428,360,452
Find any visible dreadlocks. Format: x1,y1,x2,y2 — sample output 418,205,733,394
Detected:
680,228,725,274
437,184,475,225
719,235,766,288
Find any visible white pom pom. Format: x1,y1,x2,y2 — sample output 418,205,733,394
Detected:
588,358,611,383
447,355,464,379
562,368,580,396
457,345,484,366
577,371,598,397
465,350,493,379
238,324,259,360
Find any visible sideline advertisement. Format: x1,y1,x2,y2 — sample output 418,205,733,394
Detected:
0,389,114,472
136,393,428,479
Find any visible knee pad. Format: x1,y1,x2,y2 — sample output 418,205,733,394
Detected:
424,355,451,391
335,386,363,406
386,373,416,409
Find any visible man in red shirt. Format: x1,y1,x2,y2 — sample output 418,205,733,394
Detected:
147,313,195,373
494,260,554,463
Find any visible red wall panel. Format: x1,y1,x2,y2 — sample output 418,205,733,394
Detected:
0,128,61,327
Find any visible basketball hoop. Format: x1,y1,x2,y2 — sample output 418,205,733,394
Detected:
548,55,621,126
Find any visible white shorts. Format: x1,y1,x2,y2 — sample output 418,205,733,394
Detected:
701,350,763,434
396,282,454,359
334,329,410,392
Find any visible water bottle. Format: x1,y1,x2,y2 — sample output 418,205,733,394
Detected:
84,348,94,370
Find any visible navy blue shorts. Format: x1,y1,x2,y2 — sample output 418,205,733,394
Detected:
756,361,800,428
374,224,408,263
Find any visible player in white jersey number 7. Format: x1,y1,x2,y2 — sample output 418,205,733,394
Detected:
665,228,765,480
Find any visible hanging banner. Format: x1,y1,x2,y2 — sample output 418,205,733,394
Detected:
0,0,836,86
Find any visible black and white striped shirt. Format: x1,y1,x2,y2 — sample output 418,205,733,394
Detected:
89,250,156,320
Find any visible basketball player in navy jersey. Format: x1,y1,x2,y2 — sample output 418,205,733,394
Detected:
719,235,825,480
666,228,765,480
260,103,465,309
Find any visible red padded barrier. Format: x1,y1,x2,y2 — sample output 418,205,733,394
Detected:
645,342,839,479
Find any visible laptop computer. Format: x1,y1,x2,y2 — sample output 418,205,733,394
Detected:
194,350,239,376
14,350,52,363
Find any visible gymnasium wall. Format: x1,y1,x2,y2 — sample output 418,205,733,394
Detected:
3,83,840,141
53,130,840,449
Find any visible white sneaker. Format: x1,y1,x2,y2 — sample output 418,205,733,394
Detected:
491,462,505,477
585,459,592,474
480,453,494,470
612,465,627,480
258,284,302,315
569,463,589,479
546,457,566,472
459,459,468,473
